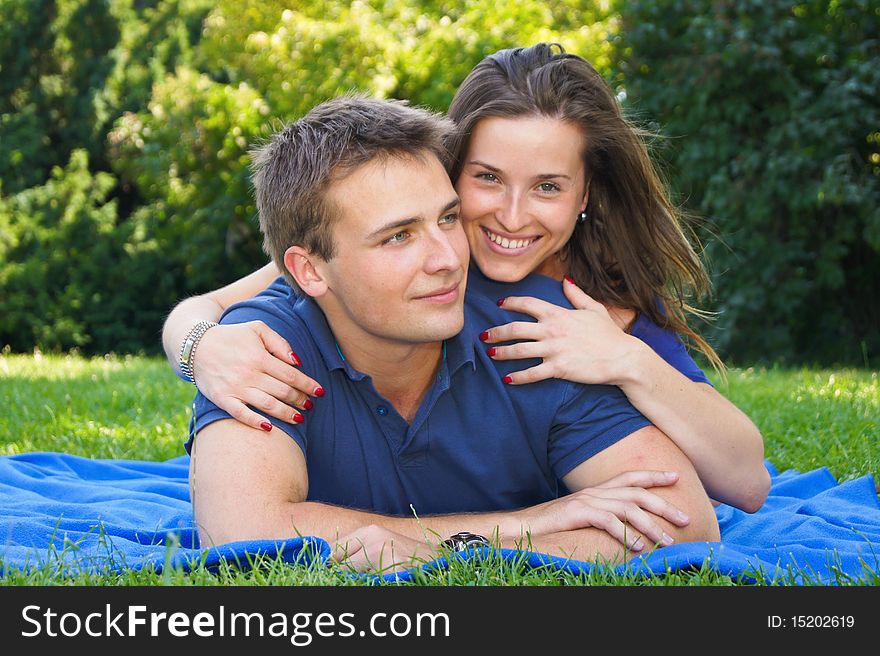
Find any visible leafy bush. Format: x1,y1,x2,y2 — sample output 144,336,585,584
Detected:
614,0,880,365
105,0,617,316
0,0,213,352
0,150,171,353
3,0,874,364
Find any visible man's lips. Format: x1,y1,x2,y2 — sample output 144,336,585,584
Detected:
413,282,462,303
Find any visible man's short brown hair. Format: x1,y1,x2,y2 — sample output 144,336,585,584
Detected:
251,95,455,292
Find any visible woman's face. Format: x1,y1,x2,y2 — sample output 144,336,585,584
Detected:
455,115,589,282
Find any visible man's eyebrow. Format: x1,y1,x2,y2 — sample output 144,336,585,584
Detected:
438,197,461,215
466,160,572,180
365,197,460,241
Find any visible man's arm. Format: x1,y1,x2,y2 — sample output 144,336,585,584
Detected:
191,418,518,548
190,419,691,553
506,425,720,564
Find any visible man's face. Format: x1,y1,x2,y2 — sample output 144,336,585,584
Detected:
316,153,469,347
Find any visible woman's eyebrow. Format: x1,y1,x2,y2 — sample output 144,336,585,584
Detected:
467,160,572,181
535,173,572,181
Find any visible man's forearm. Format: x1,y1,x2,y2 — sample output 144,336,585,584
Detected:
502,528,637,566
205,498,521,549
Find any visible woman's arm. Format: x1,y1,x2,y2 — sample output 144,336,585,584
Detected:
162,262,322,430
612,343,769,512
482,278,770,513
162,262,282,373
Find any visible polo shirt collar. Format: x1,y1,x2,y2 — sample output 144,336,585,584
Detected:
291,293,476,381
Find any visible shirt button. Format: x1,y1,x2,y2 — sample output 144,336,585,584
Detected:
376,405,388,416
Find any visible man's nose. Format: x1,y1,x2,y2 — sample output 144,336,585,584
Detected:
424,229,463,274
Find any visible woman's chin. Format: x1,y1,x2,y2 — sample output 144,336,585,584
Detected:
472,255,534,283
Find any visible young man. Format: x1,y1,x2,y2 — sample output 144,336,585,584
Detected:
187,96,719,572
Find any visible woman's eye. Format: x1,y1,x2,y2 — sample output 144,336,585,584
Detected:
477,172,498,183
538,182,560,193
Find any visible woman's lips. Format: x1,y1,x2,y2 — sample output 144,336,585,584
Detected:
481,227,540,255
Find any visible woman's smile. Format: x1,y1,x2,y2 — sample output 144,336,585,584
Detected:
455,115,589,283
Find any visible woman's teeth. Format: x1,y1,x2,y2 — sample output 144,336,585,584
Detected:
485,229,536,250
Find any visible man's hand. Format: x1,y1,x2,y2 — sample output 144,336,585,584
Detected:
510,470,691,552
331,525,440,574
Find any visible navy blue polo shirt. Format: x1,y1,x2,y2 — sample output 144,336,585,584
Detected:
187,269,660,516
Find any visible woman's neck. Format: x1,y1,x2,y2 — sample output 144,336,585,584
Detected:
534,254,566,281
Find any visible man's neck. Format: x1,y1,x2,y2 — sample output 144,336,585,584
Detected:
329,322,443,424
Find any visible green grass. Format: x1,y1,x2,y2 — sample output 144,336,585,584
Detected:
1,353,877,586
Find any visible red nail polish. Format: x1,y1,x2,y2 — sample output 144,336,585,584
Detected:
564,276,575,285
290,351,301,366
497,298,505,307
487,347,497,357
260,421,273,432
303,399,314,411
314,386,325,397
479,331,490,342
503,375,513,384
293,413,305,423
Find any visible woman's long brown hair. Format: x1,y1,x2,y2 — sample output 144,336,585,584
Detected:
446,43,724,374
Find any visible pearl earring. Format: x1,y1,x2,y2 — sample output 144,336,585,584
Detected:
577,211,588,224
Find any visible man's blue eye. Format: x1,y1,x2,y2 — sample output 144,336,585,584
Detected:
440,213,459,225
386,231,408,244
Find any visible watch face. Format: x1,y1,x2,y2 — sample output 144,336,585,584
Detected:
444,532,489,551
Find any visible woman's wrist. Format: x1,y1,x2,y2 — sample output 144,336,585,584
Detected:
178,320,219,383
608,334,655,389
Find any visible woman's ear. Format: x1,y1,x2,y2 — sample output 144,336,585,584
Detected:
284,245,328,297
580,178,591,213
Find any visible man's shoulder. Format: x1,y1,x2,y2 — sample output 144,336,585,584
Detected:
629,313,712,385
463,269,571,324
221,277,315,342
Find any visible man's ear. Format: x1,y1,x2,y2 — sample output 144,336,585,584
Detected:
283,245,329,297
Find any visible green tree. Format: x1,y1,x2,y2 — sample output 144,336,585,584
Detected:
0,0,214,353
0,150,171,353
2,1,621,353
113,0,618,296
615,0,880,365
0,0,119,193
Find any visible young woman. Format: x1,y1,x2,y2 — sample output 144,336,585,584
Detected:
163,44,769,512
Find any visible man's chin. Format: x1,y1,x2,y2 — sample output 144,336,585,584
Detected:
411,315,465,343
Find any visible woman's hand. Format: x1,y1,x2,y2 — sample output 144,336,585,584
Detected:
512,470,690,552
192,321,324,431
483,278,646,386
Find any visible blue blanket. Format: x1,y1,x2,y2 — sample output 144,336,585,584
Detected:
1,452,878,584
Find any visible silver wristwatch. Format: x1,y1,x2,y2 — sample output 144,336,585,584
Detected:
442,531,490,552
178,320,218,384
